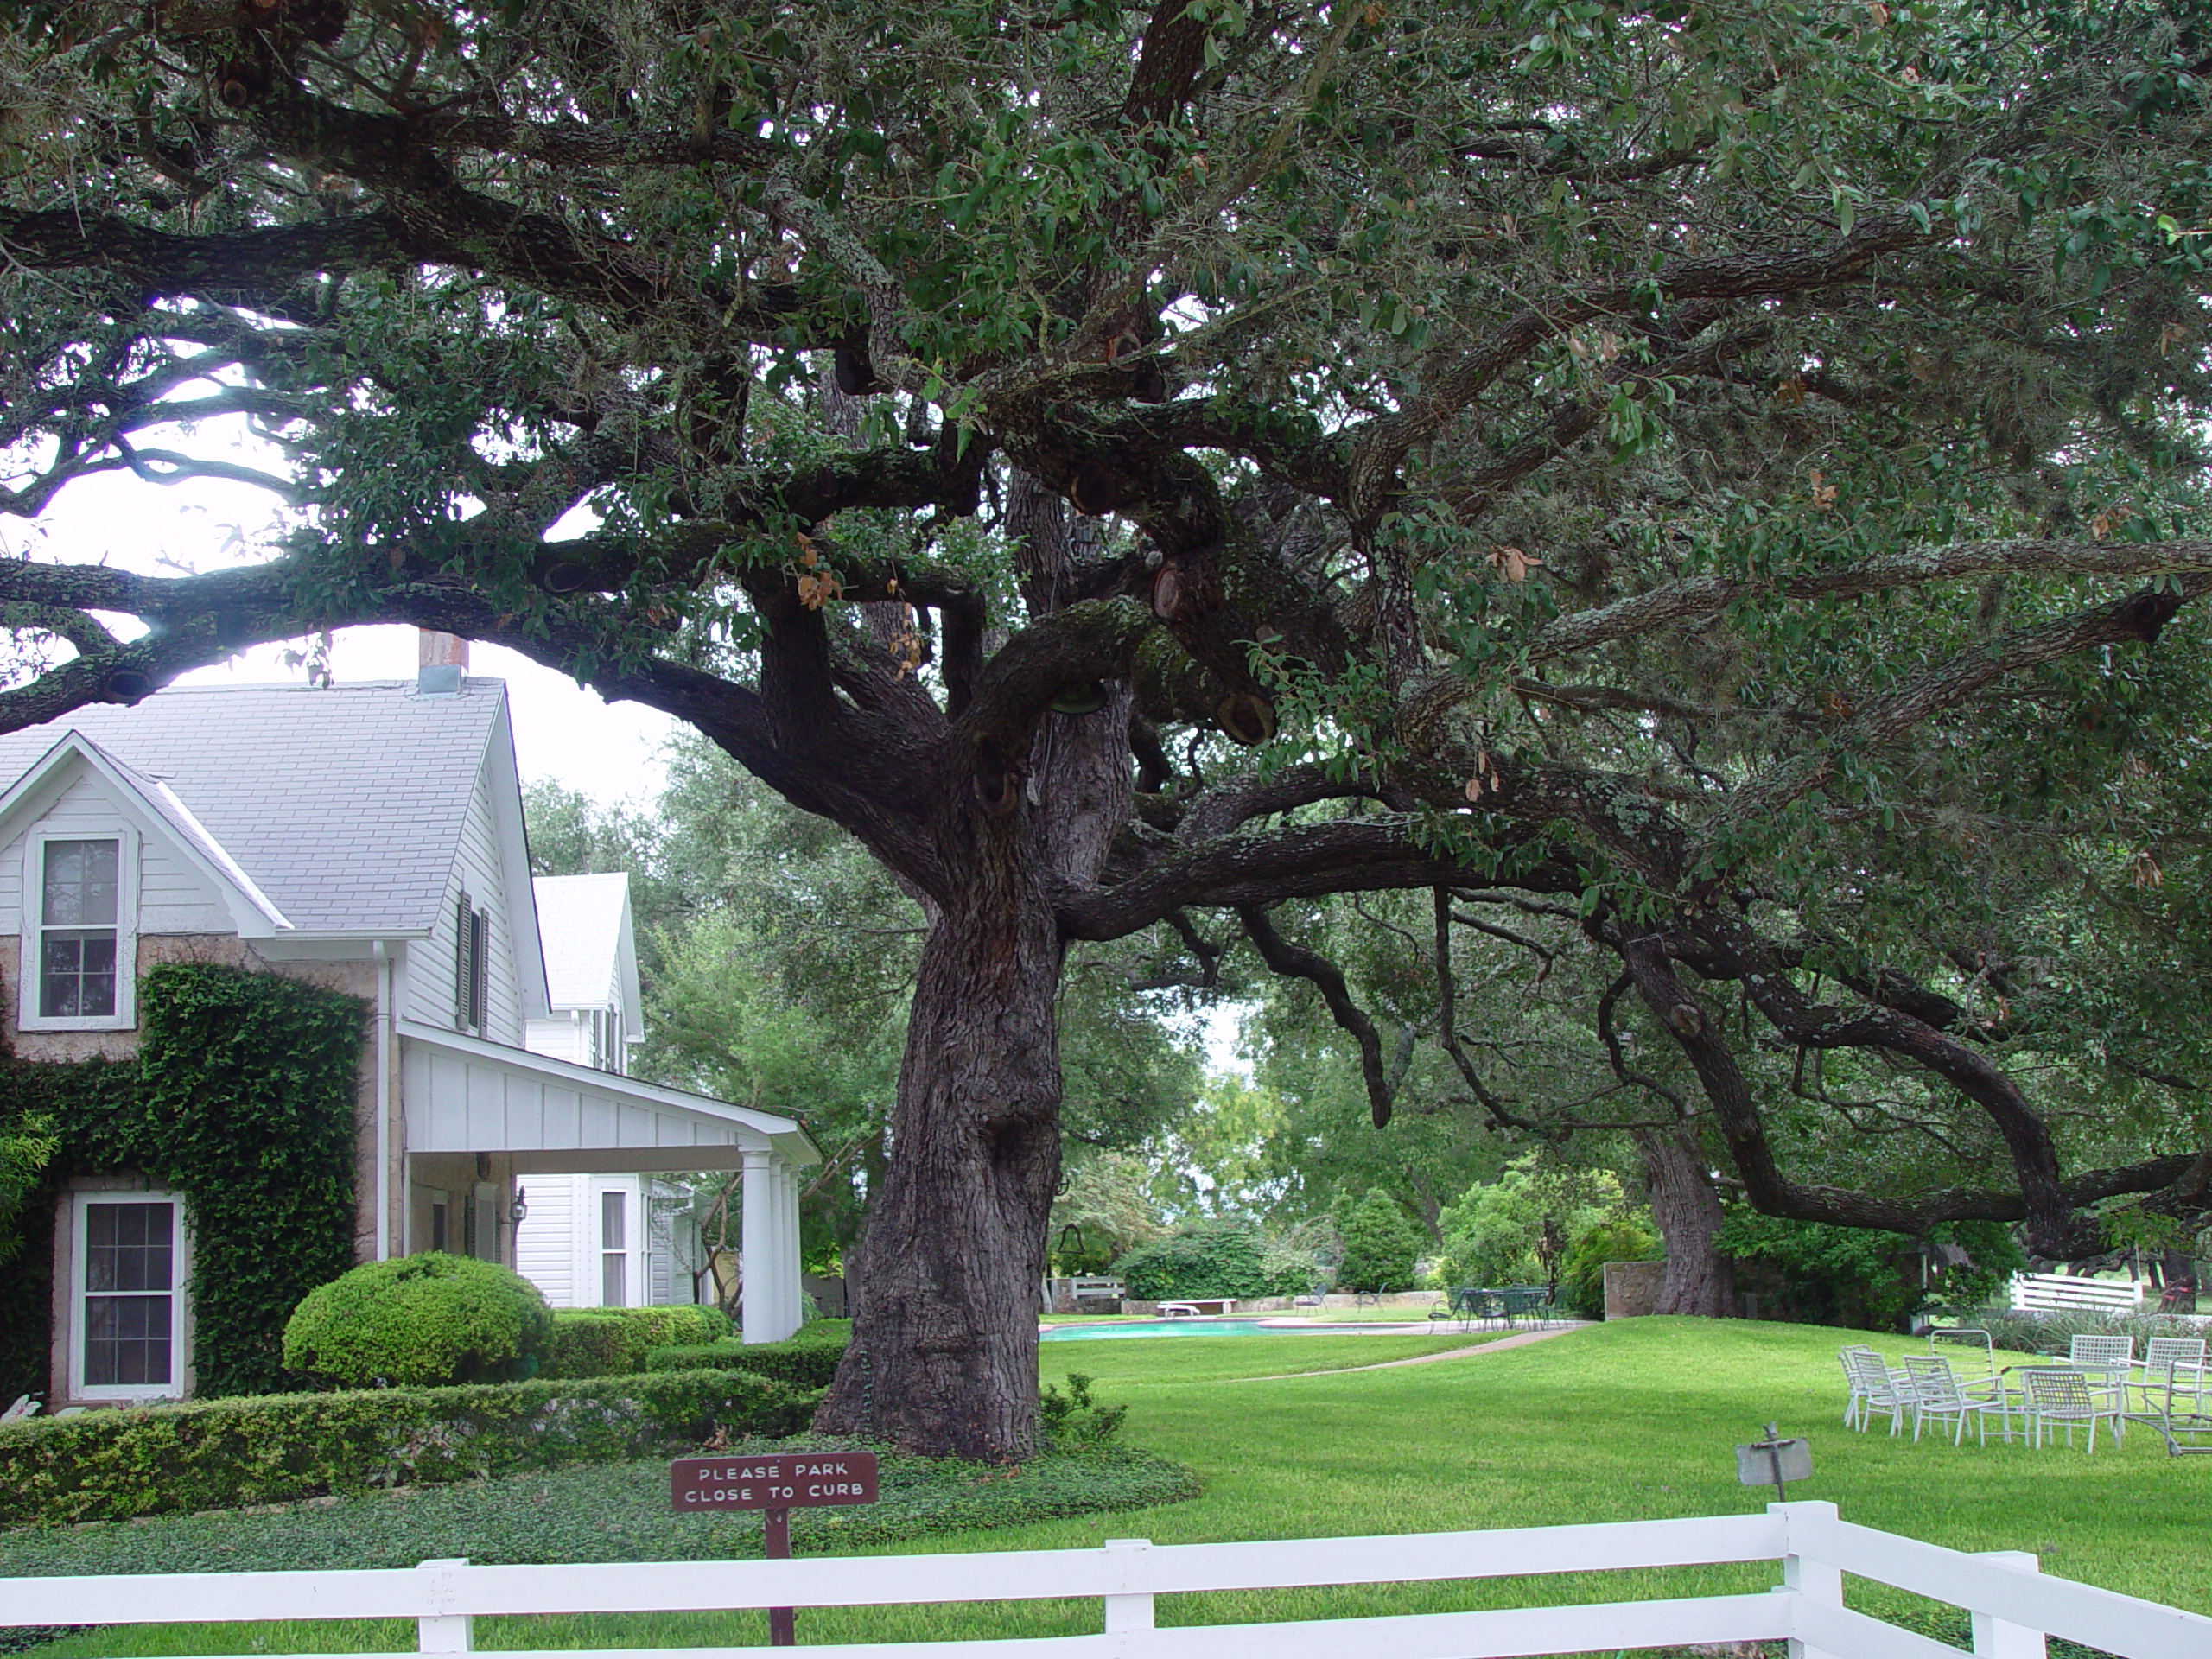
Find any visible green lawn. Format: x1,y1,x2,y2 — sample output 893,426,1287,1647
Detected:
27,1318,2206,1656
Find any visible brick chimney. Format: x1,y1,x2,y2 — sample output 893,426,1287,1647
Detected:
417,630,469,696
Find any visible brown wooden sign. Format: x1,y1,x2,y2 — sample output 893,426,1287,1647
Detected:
671,1452,880,1513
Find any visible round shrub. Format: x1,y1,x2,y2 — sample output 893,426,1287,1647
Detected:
283,1252,554,1388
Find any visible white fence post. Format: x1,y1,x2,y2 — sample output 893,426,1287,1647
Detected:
1774,1501,1844,1659
1103,1538,1156,1635
416,1557,474,1653
1974,1550,2049,1659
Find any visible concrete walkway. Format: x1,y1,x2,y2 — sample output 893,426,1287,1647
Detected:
1243,1320,1590,1381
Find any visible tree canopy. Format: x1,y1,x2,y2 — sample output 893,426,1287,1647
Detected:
7,0,2212,1452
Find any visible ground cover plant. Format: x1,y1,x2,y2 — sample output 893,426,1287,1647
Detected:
21,1319,2201,1658
0,1442,1197,1579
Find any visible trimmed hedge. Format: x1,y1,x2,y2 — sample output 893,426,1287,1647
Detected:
0,1367,810,1529
1115,1225,1313,1300
545,1305,731,1378
645,1319,849,1389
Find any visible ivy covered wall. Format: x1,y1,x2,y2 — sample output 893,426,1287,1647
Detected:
0,963,364,1400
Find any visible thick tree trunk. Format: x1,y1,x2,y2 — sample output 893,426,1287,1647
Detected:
814,875,1065,1459
1635,1124,1735,1317
814,473,1130,1461
2162,1248,2199,1313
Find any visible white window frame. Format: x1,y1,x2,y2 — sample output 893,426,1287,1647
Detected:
596,1180,633,1307
68,1188,188,1404
20,824,138,1032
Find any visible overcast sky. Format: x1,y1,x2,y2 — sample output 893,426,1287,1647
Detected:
10,441,678,809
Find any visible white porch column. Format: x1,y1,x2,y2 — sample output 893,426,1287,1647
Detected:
779,1160,803,1332
741,1148,775,1343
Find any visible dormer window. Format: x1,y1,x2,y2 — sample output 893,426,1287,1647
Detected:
21,828,137,1030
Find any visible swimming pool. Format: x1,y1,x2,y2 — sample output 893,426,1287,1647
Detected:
1040,1319,1274,1341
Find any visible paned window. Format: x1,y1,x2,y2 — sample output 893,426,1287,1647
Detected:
40,839,119,1020
74,1195,182,1400
601,1188,627,1306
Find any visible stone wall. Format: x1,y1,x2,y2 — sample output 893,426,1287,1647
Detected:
1604,1259,1666,1319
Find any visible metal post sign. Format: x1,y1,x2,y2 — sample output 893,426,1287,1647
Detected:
1734,1422,1811,1503
671,1452,880,1511
671,1452,880,1648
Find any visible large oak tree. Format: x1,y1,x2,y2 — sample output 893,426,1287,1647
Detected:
6,0,2212,1453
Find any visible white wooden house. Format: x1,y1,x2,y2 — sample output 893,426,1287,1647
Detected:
512,873,709,1310
0,641,813,1406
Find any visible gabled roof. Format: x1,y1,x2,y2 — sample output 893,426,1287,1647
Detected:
0,679,510,935
0,732,292,935
533,873,643,1037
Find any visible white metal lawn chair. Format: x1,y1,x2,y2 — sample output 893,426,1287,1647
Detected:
1901,1356,2012,1446
2065,1333,2133,1442
2020,1366,2125,1452
1844,1348,1913,1435
2138,1336,2209,1415
1926,1327,2007,1407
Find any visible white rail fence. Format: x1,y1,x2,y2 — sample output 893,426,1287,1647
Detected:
2009,1272,2145,1313
3,1501,2206,1659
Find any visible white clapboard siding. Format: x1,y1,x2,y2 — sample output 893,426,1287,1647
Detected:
523,1014,588,1067
0,1504,2205,1659
0,772,232,935
407,766,521,1044
510,1172,576,1306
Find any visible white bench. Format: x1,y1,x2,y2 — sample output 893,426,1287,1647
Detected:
2010,1272,2144,1312
1155,1297,1233,1318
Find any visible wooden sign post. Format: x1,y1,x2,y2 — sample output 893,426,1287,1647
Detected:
671,1452,880,1646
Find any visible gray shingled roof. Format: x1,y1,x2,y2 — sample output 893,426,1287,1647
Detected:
0,679,507,932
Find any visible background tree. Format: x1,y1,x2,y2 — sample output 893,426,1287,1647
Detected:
1334,1187,1421,1294
6,0,2212,1454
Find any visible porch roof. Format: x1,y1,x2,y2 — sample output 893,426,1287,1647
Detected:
397,1021,818,1173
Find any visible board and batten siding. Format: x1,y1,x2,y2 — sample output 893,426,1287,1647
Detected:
0,771,234,937
399,1041,754,1159
405,759,523,1044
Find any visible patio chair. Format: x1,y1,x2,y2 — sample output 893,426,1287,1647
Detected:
2139,1336,2209,1416
1926,1327,2006,1405
2020,1367,2124,1452
2064,1333,2133,1440
1502,1286,1553,1329
1901,1356,2012,1446
2136,1372,2212,1457
1844,1349,1914,1435
1840,1345,1879,1428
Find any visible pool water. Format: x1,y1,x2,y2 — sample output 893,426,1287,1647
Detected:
1041,1319,1275,1341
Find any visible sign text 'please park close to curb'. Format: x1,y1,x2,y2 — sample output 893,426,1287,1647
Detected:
670,1452,881,1512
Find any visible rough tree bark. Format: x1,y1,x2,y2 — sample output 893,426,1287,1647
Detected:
1633,1124,1735,1317
816,476,1129,1458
